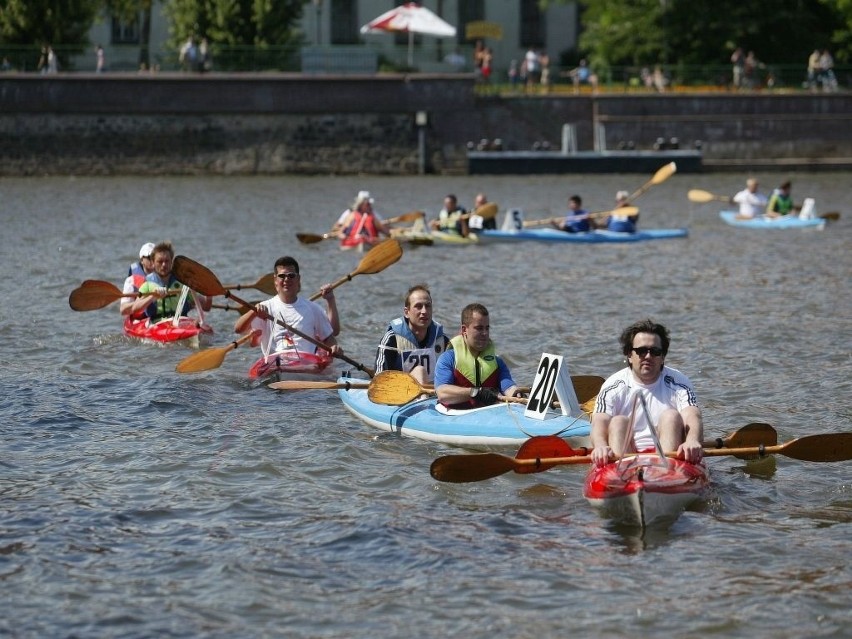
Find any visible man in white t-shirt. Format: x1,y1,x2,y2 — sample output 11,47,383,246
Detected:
591,319,704,467
234,256,341,357
733,178,768,219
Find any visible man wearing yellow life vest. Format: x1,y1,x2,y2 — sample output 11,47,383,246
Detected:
434,303,522,410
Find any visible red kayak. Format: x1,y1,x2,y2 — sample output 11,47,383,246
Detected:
248,350,333,379
123,316,214,349
583,454,709,528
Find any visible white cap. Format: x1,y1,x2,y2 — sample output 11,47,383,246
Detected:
616,190,630,201
139,242,156,259
354,190,374,205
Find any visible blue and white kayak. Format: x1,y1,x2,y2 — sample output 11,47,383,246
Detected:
719,210,826,230
476,227,688,244
338,380,592,448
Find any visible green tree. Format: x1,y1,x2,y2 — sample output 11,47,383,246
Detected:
163,0,307,70
0,0,100,70
543,0,848,69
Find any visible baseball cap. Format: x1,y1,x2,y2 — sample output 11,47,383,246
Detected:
139,242,156,259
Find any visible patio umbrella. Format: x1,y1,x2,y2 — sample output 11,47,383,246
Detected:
360,2,457,67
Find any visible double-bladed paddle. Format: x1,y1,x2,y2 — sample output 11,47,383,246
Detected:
521,206,640,228
269,379,374,391
172,255,377,377
688,189,840,221
69,273,276,312
429,430,850,483
366,370,604,408
69,280,177,311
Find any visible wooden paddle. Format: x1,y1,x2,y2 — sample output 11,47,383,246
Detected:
687,188,733,204
69,280,179,311
171,255,376,377
269,379,378,391
430,432,852,483
211,301,258,312
70,274,274,312
367,370,604,407
521,206,640,228
459,202,499,221
222,272,277,296
175,333,254,374
384,211,426,225
297,231,337,245
307,238,403,302
626,161,677,202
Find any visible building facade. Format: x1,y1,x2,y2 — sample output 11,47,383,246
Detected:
81,0,579,75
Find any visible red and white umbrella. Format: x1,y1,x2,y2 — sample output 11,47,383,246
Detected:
360,2,457,67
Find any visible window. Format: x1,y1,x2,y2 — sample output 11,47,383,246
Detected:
520,0,544,48
111,15,140,45
331,0,358,44
457,0,484,45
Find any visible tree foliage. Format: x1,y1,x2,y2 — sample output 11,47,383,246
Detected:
544,0,849,68
163,0,307,69
0,0,100,65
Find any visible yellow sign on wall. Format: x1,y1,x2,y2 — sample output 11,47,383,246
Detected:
465,21,503,41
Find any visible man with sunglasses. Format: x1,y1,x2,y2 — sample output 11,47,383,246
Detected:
590,319,704,467
234,256,341,357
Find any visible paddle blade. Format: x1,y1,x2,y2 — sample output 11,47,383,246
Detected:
252,273,276,295
296,233,327,244
356,238,403,275
172,256,226,296
571,375,604,405
430,453,516,483
782,433,852,462
385,211,425,225
819,212,840,221
651,161,677,185
401,236,434,246
687,189,716,203
712,423,777,449
175,347,230,373
514,436,586,474
367,370,424,405
69,281,123,311
475,203,499,220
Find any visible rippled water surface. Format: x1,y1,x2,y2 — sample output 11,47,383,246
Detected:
1,173,850,638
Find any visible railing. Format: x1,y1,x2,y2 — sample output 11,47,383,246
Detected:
0,42,847,94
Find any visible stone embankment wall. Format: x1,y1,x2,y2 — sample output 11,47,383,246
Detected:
1,74,850,175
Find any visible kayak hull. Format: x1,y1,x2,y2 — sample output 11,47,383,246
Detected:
477,227,689,243
338,379,591,448
584,455,709,528
248,350,333,379
123,316,213,349
719,210,825,230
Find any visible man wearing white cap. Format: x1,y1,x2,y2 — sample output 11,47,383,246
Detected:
601,190,639,233
121,242,156,317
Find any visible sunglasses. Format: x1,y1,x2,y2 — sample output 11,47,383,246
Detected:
631,346,663,358
276,272,299,280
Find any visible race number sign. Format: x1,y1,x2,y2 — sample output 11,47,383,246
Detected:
501,208,524,231
524,353,582,420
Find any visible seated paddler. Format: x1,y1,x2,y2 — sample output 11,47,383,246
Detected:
434,302,521,409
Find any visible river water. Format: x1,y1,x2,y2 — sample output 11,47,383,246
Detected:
1,172,850,638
